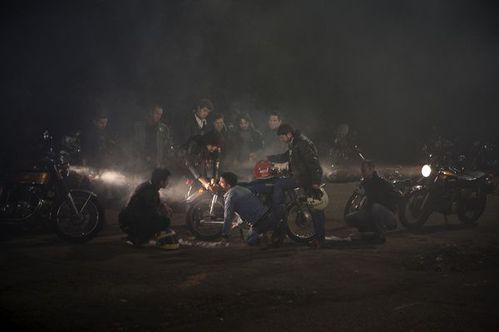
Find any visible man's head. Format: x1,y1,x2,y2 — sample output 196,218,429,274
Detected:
219,172,238,191
93,112,108,130
202,131,222,153
194,98,214,120
212,113,225,132
237,113,252,131
276,124,295,143
361,160,376,179
151,167,171,189
267,112,281,130
148,104,164,125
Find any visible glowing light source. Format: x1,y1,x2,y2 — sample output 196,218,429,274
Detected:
421,164,432,178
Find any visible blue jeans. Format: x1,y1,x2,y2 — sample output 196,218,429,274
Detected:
345,203,397,239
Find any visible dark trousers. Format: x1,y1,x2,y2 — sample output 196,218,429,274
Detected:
248,177,325,242
345,203,397,239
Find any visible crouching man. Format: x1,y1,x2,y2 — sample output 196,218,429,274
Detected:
119,168,178,249
219,172,276,245
345,160,399,243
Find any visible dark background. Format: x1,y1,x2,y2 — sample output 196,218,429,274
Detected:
1,0,498,165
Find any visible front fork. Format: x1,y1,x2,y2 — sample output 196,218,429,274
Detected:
209,193,219,216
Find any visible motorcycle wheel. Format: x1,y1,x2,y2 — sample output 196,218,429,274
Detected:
457,190,487,225
343,192,367,218
399,189,431,229
53,191,105,243
185,197,224,241
286,203,316,243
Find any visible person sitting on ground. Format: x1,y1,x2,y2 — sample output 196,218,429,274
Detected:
345,160,400,243
119,168,177,248
219,171,277,246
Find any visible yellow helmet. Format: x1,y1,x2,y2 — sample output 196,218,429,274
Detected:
306,187,329,210
155,231,179,250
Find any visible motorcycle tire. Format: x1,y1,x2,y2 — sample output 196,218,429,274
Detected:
399,189,431,230
185,197,224,241
53,191,105,243
457,190,487,225
343,192,367,218
286,203,316,243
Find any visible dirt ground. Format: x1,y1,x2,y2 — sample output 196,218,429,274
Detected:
1,183,499,331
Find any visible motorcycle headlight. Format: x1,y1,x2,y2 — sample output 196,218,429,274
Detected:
421,164,432,178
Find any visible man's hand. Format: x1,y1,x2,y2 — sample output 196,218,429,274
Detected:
309,186,323,200
160,203,174,218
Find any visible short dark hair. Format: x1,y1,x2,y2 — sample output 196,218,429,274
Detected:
269,112,280,120
194,98,214,112
236,112,252,124
202,131,223,146
361,160,376,170
93,110,108,120
276,123,294,136
213,112,224,121
221,172,238,187
151,168,171,185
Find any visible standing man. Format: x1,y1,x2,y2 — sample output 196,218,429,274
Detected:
268,124,326,247
262,112,288,155
211,113,234,165
133,104,175,170
233,112,264,164
345,160,399,243
179,98,214,145
81,111,116,168
219,172,277,245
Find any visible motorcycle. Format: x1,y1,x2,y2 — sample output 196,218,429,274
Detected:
184,160,318,243
327,144,366,183
398,157,495,229
0,131,105,242
343,171,410,218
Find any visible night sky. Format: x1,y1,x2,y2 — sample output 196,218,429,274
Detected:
1,0,499,164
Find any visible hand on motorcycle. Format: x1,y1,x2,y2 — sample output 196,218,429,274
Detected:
309,185,323,200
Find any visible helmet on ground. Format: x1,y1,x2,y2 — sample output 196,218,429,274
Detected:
253,160,272,179
155,230,179,250
306,187,329,210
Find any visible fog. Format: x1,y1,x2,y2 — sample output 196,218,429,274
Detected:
1,0,499,167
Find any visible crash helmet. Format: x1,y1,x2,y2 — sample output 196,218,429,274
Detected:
253,160,272,179
306,187,329,210
155,230,179,250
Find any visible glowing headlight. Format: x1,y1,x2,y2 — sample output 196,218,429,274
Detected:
421,164,432,177
100,171,127,185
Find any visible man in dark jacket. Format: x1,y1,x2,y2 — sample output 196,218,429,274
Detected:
267,124,325,245
178,98,214,146
179,131,223,191
133,105,175,170
345,160,399,243
119,168,174,246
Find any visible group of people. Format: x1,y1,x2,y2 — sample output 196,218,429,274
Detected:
81,98,399,249
80,98,288,173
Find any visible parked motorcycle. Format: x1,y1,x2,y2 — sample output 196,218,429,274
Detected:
343,172,410,218
184,160,319,243
0,131,105,242
398,158,495,229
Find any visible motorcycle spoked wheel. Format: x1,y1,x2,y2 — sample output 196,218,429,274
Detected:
286,203,316,243
53,191,104,243
185,197,225,241
457,190,487,225
399,189,432,230
343,192,367,218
